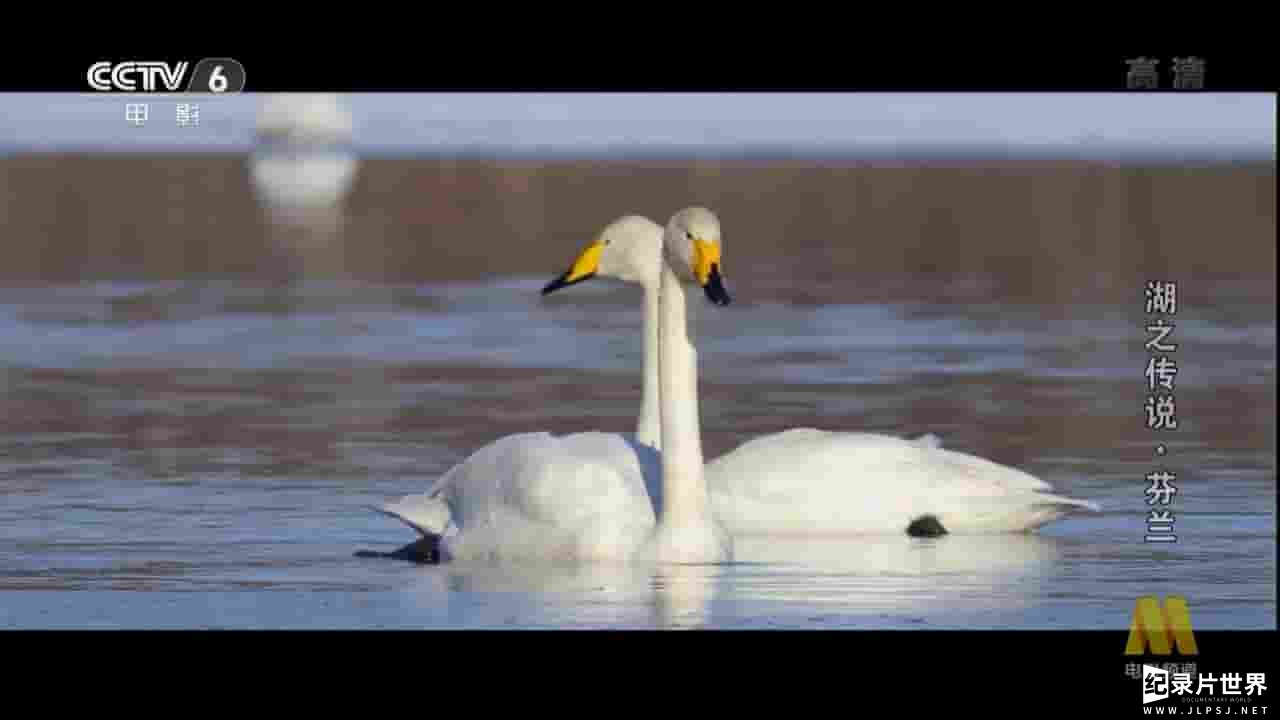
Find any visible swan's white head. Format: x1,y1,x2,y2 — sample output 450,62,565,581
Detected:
542,214,665,295
664,207,730,306
541,208,730,307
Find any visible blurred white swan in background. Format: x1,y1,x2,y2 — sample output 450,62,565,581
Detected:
250,93,357,215
249,93,359,274
366,208,734,565
524,220,1100,538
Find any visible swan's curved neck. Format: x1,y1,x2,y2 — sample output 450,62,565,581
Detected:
657,264,710,526
636,280,661,451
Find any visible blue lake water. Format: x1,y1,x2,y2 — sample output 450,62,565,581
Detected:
0,279,1274,629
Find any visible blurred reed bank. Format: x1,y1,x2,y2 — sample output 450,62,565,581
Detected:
0,155,1273,306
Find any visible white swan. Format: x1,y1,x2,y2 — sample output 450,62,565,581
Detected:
525,220,1101,538
368,208,733,564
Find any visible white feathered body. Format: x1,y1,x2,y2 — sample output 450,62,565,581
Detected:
705,428,1099,536
379,431,664,563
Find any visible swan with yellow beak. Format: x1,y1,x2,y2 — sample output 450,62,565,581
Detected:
366,207,733,565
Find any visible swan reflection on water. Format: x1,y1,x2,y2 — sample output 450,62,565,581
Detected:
393,556,714,629
393,533,1061,629
721,534,1062,621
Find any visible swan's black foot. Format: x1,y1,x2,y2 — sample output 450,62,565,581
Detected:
906,514,948,538
353,536,441,564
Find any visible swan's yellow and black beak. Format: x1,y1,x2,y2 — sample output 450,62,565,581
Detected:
693,238,731,306
542,239,604,296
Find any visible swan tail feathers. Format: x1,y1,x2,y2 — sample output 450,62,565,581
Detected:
373,494,452,537
1015,494,1102,531
939,493,1101,534
357,495,449,563
1037,494,1102,514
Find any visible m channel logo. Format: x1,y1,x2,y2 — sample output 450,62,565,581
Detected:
1126,595,1198,657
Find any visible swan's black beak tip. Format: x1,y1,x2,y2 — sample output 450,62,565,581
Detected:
542,271,593,297
703,264,731,306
